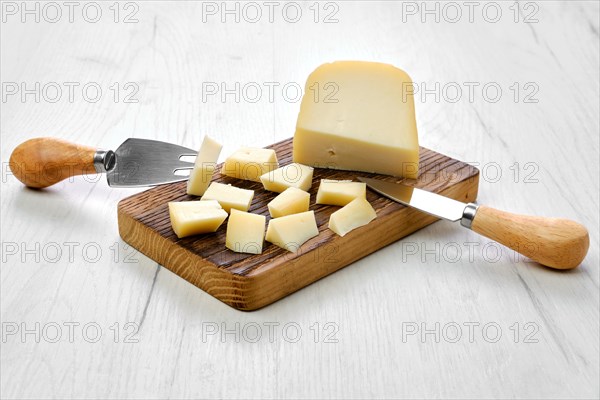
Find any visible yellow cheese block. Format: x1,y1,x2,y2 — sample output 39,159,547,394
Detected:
221,147,279,182
201,182,254,213
187,136,223,196
293,61,419,179
260,163,314,193
329,197,377,237
168,200,228,238
265,211,319,252
267,187,310,218
315,179,366,206
225,209,266,254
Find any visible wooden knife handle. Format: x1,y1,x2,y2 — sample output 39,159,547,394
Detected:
9,137,98,188
470,205,589,270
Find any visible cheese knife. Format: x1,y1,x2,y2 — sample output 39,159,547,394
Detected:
357,176,589,270
9,137,197,188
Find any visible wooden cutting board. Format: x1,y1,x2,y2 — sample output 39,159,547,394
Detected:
117,138,480,310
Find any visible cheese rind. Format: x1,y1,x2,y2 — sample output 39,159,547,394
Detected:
267,187,310,218
265,211,319,252
316,179,366,206
168,200,228,238
187,136,223,196
201,182,254,213
293,61,419,179
221,147,279,182
329,197,377,237
226,209,266,254
260,163,314,193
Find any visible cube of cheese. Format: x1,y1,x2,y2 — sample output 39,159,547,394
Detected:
316,179,366,206
168,200,228,238
267,187,310,218
260,163,314,193
293,61,419,179
221,147,279,182
187,136,223,196
201,182,254,213
329,198,377,237
225,209,266,254
265,211,319,252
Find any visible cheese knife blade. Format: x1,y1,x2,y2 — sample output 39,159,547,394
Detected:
357,176,469,223
105,138,197,187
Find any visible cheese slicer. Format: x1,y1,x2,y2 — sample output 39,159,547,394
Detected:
357,177,590,270
9,137,197,188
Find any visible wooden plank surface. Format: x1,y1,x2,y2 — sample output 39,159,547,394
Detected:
118,138,479,310
1,2,598,399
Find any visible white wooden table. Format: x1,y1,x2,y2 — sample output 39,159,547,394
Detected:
1,1,598,398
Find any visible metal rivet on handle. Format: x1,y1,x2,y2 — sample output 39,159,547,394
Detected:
460,203,479,229
94,150,116,173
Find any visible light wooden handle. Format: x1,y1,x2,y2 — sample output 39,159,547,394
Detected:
471,205,589,270
9,137,97,188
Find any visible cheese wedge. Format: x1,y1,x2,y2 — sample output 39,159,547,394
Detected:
260,163,314,193
265,211,319,252
201,182,254,213
329,197,377,237
267,187,310,218
315,179,366,206
187,136,223,196
225,209,266,254
221,147,279,182
293,61,419,179
168,200,228,238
